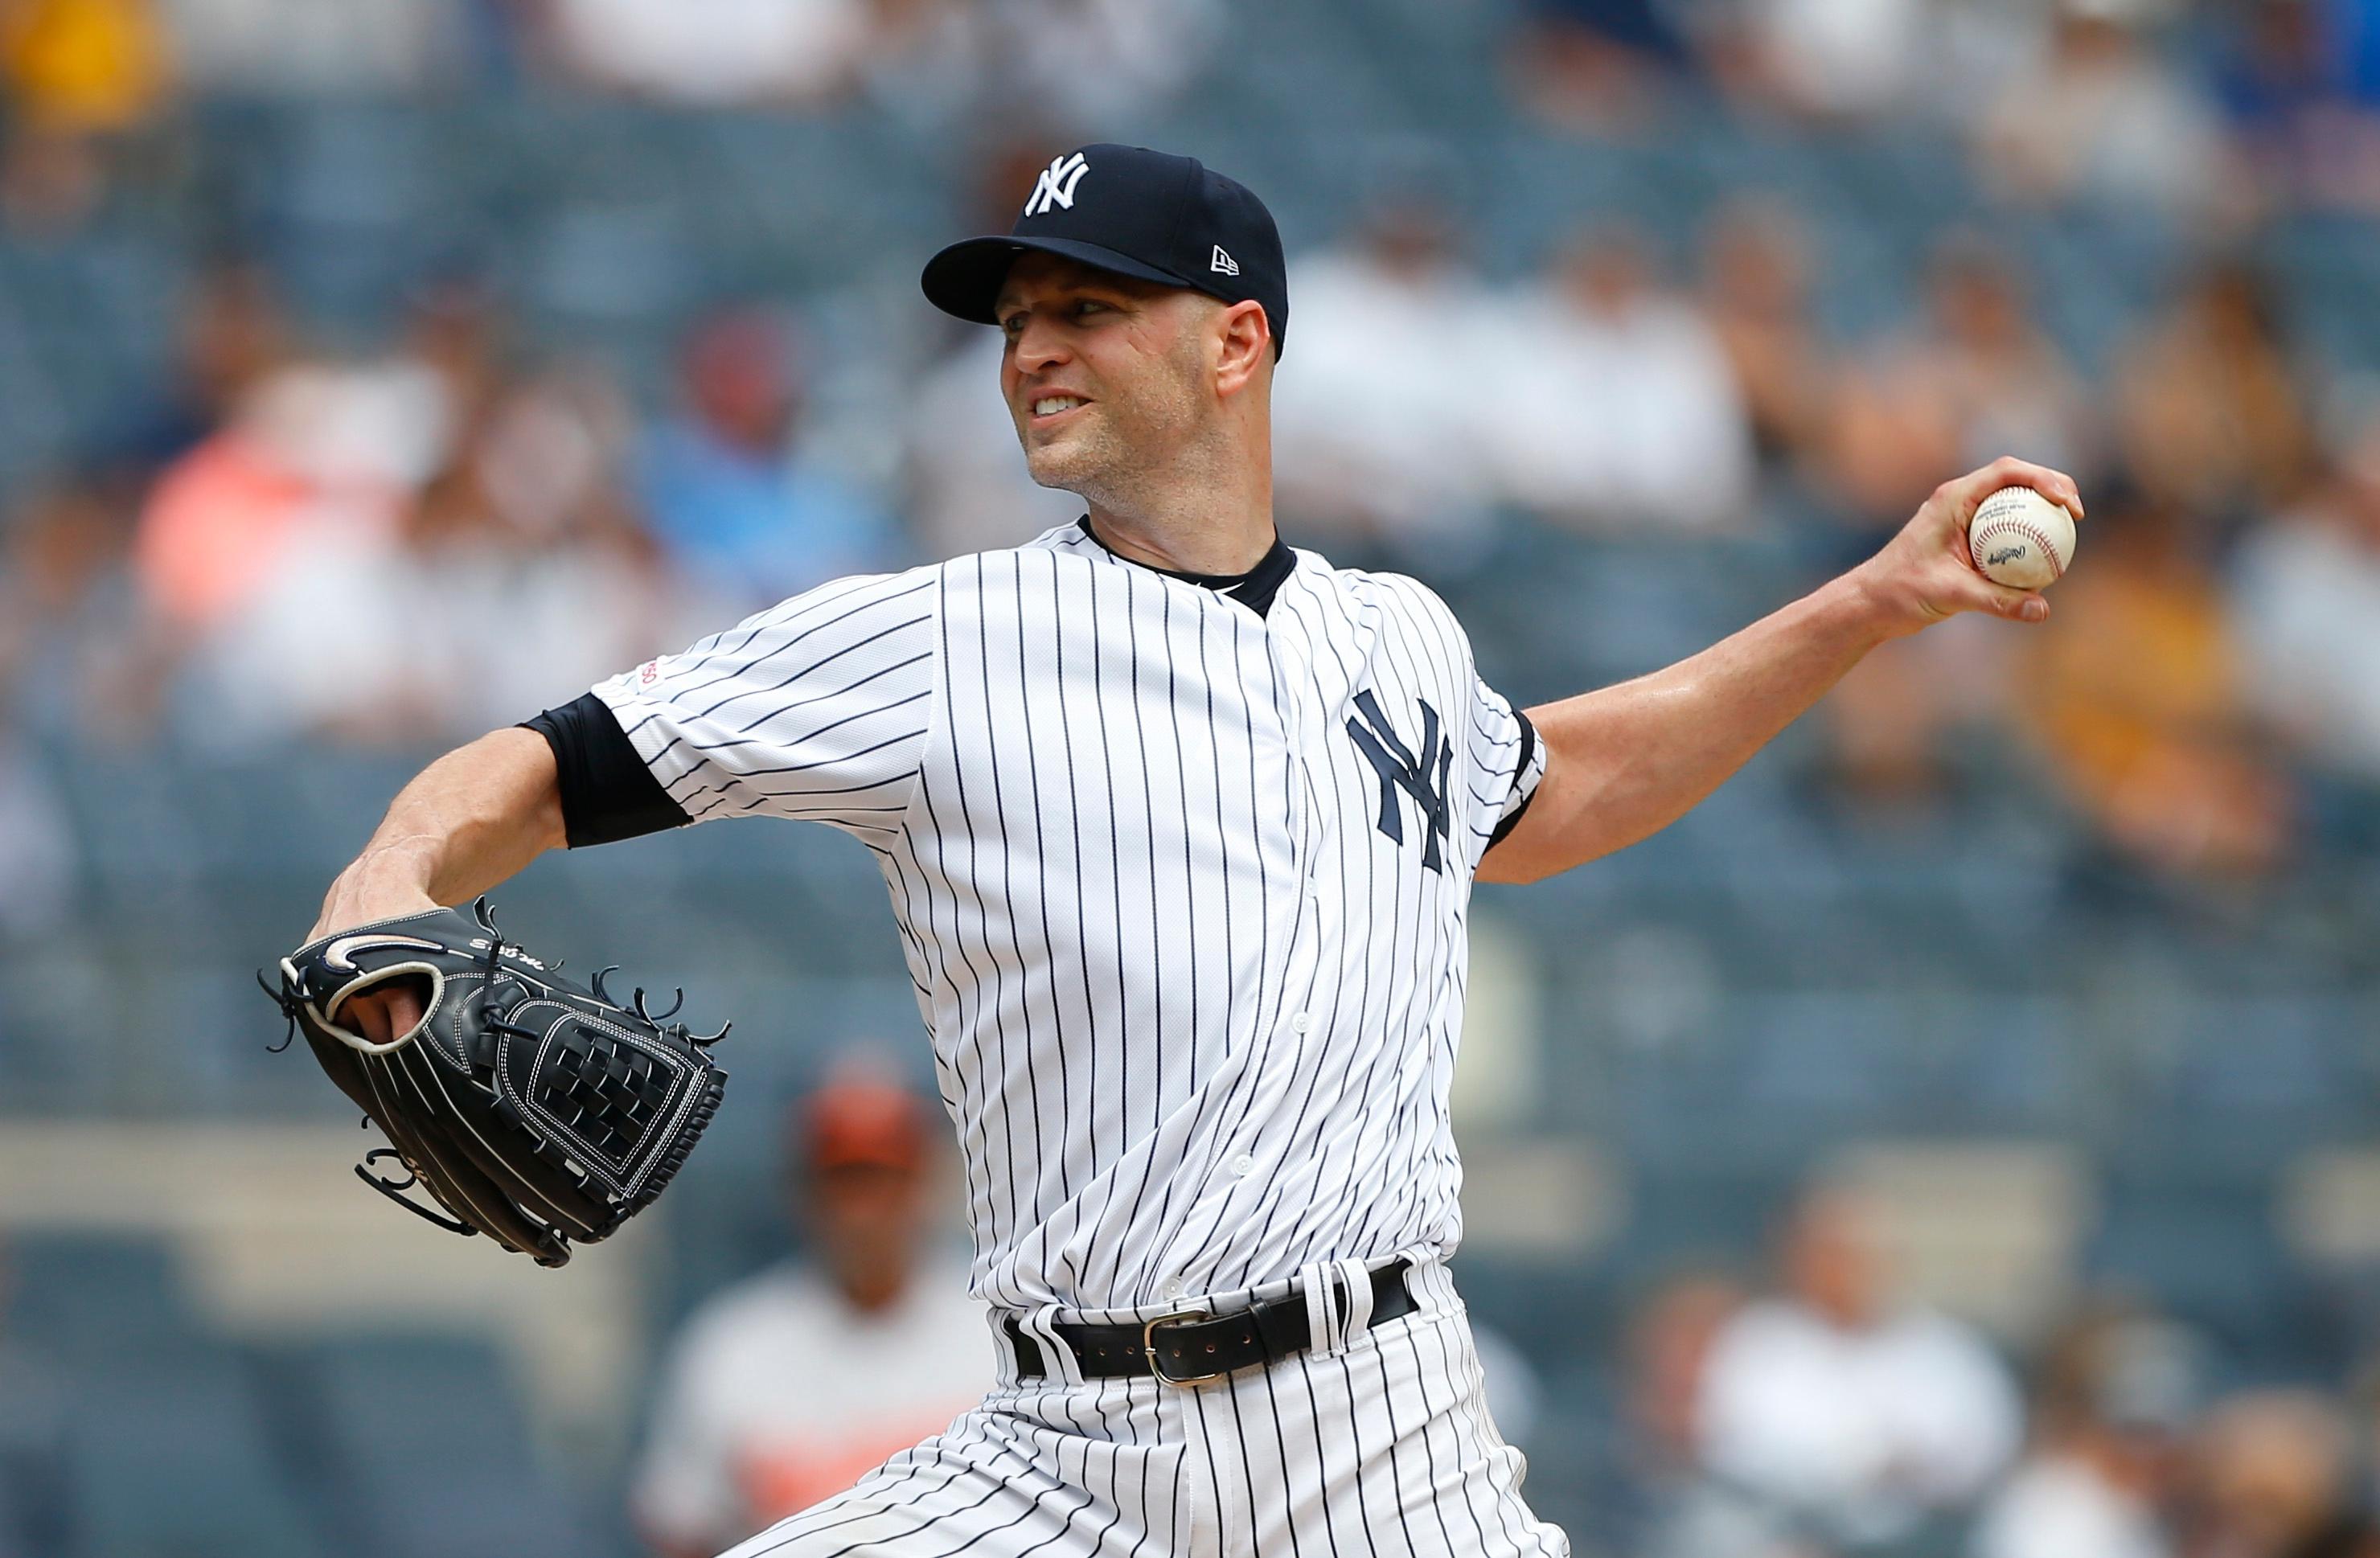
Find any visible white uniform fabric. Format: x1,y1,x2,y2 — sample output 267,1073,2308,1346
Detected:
1697,1298,2023,1544
592,521,1554,1554
633,1257,993,1555
722,1259,1560,1558
593,522,1545,1319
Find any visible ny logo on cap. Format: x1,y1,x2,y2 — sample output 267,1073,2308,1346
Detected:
1024,153,1090,217
1211,246,1240,277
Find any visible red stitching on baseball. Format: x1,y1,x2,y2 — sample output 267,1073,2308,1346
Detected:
1971,519,2064,582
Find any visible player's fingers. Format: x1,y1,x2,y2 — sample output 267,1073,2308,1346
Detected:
350,990,396,1048
347,984,427,1048
1938,455,2085,524
385,985,427,1043
1953,570,2050,625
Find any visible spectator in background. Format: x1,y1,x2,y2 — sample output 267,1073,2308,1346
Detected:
1697,1183,2022,1550
1698,197,1832,476
1492,224,1755,534
633,1067,988,1558
2115,261,2316,526
0,0,168,131
548,0,877,107
549,0,1215,124
1270,195,1510,558
2024,488,2292,883
191,354,680,751
1697,0,1937,122
99,260,292,490
198,360,669,745
1972,0,2238,223
1821,236,2091,531
1606,1272,1779,1558
1802,235,2090,834
2234,397,2380,802
1508,0,1684,132
2216,0,2380,212
1973,1306,2204,1558
2184,1392,2377,1558
130,273,485,740
133,355,432,650
968,0,1220,132
161,0,455,92
640,306,896,609
0,0,170,232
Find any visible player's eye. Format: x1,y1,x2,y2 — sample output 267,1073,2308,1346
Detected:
1073,299,1108,318
999,311,1027,336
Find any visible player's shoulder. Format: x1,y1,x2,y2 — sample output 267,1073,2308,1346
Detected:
1308,555,1471,646
917,521,1146,606
941,520,1108,575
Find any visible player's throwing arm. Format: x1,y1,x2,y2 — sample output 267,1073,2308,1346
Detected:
1479,455,2082,885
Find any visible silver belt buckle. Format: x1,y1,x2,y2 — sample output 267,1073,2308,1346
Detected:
1142,1308,1225,1386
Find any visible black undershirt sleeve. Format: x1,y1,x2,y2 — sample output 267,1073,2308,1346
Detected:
519,691,691,849
1485,708,1539,851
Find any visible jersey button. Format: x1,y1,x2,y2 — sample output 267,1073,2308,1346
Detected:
1229,1153,1257,1177
1290,1012,1313,1034
1159,1277,1185,1302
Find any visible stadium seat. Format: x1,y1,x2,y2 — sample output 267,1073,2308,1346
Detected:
6,1232,199,1363
292,1332,602,1558
64,1342,324,1558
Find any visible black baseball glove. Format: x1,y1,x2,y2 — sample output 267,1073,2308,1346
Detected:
261,900,729,1267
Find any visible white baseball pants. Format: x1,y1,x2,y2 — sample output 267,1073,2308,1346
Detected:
719,1259,1569,1557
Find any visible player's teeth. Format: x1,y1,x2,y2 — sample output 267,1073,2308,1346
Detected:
1036,398,1081,415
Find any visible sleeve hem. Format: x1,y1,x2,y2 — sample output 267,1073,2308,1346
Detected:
1484,709,1541,851
521,691,691,848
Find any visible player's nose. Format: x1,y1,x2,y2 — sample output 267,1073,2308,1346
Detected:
1006,310,1074,375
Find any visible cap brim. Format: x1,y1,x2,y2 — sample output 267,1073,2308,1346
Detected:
920,236,1199,326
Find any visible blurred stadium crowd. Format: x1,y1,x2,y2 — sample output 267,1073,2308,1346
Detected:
7,0,2380,1554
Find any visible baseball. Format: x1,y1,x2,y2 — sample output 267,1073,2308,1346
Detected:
1967,485,2077,589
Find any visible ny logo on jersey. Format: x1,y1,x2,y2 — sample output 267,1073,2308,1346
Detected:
1346,691,1453,873
1024,153,1090,217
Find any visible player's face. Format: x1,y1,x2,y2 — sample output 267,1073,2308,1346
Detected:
995,254,1218,499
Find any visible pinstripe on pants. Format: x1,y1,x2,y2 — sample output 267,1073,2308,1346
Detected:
720,1261,1568,1558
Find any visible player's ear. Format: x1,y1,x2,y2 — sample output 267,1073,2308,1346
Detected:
1212,300,1270,398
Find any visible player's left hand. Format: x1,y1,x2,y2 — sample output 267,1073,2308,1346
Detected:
1845,455,2085,638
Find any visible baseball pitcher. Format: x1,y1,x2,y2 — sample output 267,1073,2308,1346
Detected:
288,145,2082,1556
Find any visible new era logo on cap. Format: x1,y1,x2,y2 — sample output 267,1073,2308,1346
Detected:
921,143,1290,358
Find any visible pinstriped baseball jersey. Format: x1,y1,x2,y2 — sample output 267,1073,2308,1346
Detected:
592,520,1544,1318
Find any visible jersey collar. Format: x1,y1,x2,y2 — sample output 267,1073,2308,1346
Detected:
1073,517,1296,619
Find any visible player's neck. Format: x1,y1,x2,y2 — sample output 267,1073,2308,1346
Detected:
1081,407,1277,575
1084,482,1275,577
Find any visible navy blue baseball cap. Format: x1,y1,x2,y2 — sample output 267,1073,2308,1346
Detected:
921,144,1289,358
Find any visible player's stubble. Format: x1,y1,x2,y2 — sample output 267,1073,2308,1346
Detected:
1009,300,1230,521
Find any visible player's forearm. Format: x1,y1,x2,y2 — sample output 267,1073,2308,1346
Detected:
1483,574,1890,883
310,728,566,937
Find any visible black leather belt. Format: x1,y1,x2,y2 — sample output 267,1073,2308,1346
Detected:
1003,1260,1415,1386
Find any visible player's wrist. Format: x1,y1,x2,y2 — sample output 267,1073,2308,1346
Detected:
1824,564,1922,646
310,839,444,941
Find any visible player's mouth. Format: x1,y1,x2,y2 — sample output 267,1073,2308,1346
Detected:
1028,394,1090,425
